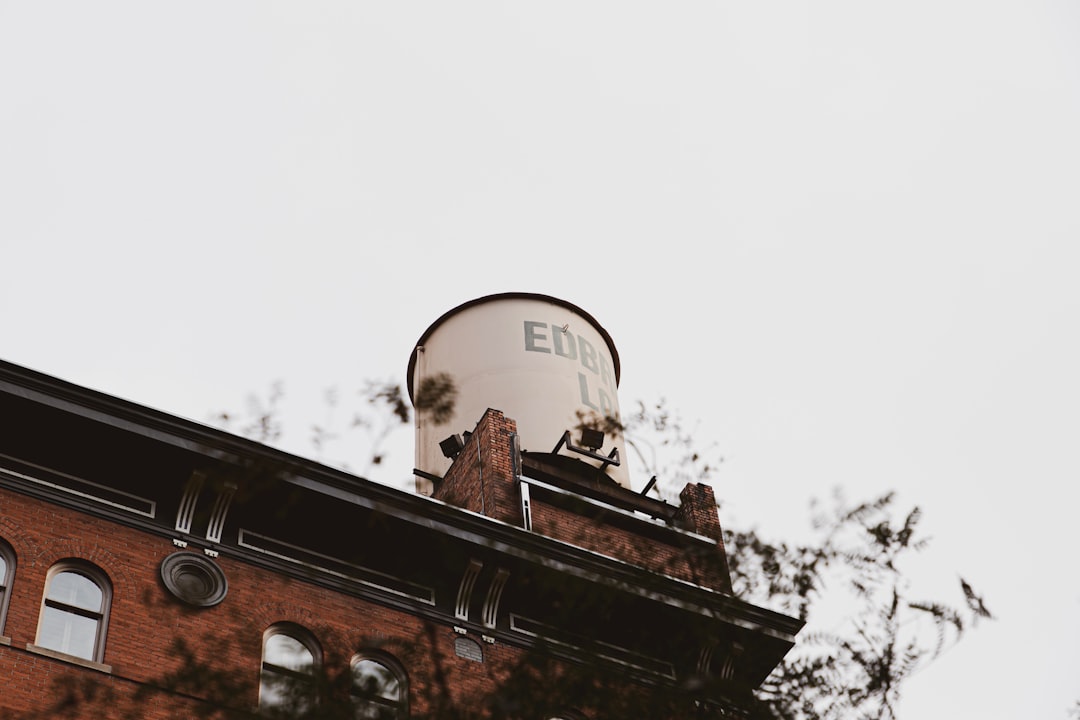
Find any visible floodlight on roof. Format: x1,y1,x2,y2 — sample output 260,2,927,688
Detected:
580,428,605,451
440,434,465,459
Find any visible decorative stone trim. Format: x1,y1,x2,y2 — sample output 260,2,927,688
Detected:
454,636,483,662
160,551,228,607
26,644,112,674
455,559,483,620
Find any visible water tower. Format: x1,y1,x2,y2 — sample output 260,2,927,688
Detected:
408,293,629,494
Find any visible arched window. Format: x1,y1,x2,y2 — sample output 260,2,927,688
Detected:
0,539,14,636
351,652,407,719
259,623,321,715
36,561,111,662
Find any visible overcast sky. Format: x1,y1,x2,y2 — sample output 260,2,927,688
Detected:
2,2,1078,717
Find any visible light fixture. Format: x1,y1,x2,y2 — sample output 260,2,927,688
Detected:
580,428,605,451
552,430,621,470
440,434,465,459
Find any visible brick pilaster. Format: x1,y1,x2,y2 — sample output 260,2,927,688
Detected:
433,409,522,526
673,483,733,592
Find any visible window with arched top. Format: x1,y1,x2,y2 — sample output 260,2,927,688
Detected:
259,624,321,715
351,652,408,720
0,539,14,636
35,561,111,662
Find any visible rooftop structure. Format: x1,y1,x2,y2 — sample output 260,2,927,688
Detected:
0,295,801,718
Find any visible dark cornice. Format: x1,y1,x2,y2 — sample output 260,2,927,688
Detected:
0,358,803,647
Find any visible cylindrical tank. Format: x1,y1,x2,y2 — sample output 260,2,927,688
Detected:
408,293,628,493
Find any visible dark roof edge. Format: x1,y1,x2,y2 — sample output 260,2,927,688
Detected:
0,358,373,477
285,469,805,642
0,357,801,642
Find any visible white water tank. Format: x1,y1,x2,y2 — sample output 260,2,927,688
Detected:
408,293,628,493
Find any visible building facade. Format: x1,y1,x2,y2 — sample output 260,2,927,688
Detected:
0,297,801,719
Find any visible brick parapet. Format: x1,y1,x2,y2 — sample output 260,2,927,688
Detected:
672,482,733,592
433,409,522,526
432,411,733,593
675,483,721,539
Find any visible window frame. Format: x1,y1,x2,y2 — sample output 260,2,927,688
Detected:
350,651,409,720
259,623,322,715
0,539,14,639
34,560,112,664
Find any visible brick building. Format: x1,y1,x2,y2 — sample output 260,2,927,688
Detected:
0,295,801,718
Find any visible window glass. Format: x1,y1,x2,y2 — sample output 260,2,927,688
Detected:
351,656,406,720
38,606,99,659
260,625,319,715
265,634,314,674
353,659,400,701
47,571,103,612
37,563,110,663
0,543,11,636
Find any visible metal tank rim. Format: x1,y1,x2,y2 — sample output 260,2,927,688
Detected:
406,292,622,403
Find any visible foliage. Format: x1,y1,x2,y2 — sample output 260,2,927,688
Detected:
5,382,991,719
596,399,992,720
412,373,457,426
209,385,992,720
724,492,991,720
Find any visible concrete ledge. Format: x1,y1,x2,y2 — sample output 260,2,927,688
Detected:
25,644,112,674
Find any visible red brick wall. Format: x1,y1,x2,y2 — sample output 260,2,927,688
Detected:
434,409,732,593
0,410,735,717
528,498,730,591
672,483,733,591
0,487,525,718
433,409,521,526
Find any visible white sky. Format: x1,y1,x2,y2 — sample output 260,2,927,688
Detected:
2,2,1078,717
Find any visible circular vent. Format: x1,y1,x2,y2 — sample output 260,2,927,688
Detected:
160,551,228,607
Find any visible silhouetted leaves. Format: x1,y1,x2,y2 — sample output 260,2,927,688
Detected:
960,577,993,621
364,381,411,425
724,488,991,720
162,385,995,720
413,373,457,426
